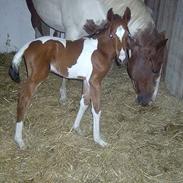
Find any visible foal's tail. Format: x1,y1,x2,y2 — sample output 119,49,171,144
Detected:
9,42,30,83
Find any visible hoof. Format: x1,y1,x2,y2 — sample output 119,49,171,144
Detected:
94,138,108,147
14,137,25,150
14,138,25,149
73,127,84,136
59,89,67,104
59,97,67,105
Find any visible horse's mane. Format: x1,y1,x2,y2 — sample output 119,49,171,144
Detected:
134,23,164,47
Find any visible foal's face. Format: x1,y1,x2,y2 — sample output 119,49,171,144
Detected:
127,33,168,106
112,24,129,62
107,8,131,62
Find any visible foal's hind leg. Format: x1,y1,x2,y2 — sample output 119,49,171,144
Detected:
15,69,49,149
15,79,40,148
72,80,90,135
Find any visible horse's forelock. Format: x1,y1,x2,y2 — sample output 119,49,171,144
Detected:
135,24,164,49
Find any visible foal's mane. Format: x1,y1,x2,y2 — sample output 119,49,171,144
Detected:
84,14,122,39
84,19,108,39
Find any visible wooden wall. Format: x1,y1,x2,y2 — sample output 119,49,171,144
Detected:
145,0,183,99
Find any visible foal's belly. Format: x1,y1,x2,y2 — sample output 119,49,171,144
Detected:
51,38,98,82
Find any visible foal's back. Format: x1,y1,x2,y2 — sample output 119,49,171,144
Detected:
24,38,86,77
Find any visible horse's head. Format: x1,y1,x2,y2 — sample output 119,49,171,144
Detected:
126,27,168,106
84,7,131,61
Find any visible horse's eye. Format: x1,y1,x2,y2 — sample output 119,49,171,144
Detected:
149,58,159,75
152,70,159,74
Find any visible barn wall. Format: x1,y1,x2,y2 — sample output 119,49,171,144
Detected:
156,0,178,51
146,0,182,99
145,0,178,50
0,0,34,53
144,0,160,24
165,0,183,98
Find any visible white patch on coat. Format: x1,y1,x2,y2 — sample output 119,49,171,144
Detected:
73,96,89,130
115,26,125,42
152,75,161,101
35,36,66,47
118,49,126,61
129,49,132,58
152,67,162,101
67,38,98,81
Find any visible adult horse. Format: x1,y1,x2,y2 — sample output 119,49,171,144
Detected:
31,0,167,106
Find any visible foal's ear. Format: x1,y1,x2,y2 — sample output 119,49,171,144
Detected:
107,8,114,22
122,7,131,24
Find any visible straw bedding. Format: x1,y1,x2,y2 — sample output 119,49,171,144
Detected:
0,53,183,183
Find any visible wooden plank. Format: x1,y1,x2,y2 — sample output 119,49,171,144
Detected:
165,0,183,98
144,0,160,24
156,0,178,49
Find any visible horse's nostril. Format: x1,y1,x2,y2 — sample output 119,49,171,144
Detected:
141,102,149,107
137,96,143,103
136,96,149,107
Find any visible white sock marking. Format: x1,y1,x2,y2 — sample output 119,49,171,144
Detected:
59,78,67,102
14,121,25,149
73,96,88,129
91,105,107,147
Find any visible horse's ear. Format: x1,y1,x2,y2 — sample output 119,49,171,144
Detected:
127,36,137,50
107,8,114,22
122,7,131,24
156,39,168,51
159,31,166,39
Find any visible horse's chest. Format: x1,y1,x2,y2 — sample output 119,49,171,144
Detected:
67,39,98,81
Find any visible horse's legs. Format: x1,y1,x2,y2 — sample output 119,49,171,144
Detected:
59,78,67,104
72,80,90,135
53,31,61,37
52,31,67,104
90,79,107,147
15,64,49,149
64,24,81,107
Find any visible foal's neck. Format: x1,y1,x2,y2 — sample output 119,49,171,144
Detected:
97,35,117,61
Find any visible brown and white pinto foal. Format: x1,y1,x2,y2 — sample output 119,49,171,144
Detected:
9,8,131,149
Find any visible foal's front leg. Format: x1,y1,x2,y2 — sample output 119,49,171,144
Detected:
90,79,107,147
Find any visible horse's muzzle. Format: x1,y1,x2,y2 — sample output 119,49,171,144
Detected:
136,95,152,107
